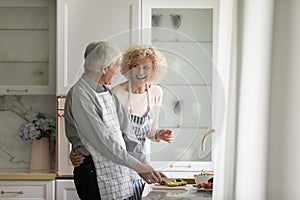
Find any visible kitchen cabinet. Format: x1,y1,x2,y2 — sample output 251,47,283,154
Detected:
0,180,54,200
56,0,140,96
55,97,79,199
0,0,56,95
56,96,74,177
56,179,79,200
141,0,219,175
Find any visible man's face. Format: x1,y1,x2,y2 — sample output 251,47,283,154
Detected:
101,58,121,85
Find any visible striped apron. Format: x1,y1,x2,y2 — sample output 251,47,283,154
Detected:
79,80,133,200
128,81,153,199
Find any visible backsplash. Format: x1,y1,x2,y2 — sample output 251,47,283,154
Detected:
0,95,56,172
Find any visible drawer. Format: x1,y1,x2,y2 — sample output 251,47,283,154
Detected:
0,180,54,199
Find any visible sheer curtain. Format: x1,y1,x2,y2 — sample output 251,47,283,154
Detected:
213,0,238,199
214,0,274,200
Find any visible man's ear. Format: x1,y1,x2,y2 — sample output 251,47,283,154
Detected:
101,65,108,74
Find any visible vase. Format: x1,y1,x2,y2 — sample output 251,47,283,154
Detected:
30,137,51,172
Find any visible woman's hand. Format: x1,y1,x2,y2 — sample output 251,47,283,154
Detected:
69,150,84,167
155,129,173,143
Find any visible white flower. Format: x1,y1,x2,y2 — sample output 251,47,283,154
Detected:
19,113,56,141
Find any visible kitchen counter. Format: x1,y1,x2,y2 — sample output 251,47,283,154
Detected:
0,171,55,180
0,168,56,180
143,184,212,200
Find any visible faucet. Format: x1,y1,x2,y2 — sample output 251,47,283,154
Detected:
201,129,215,151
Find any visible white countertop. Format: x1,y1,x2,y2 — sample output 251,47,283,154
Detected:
143,184,212,200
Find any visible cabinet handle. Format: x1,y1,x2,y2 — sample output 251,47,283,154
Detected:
201,129,215,151
170,164,192,168
173,99,184,114
57,113,64,117
1,190,24,194
6,89,28,93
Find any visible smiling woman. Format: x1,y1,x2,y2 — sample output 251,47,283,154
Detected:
110,45,173,199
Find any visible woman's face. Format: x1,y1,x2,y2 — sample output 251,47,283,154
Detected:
130,58,153,87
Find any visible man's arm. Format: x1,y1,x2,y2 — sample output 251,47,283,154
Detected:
70,88,166,183
71,88,139,170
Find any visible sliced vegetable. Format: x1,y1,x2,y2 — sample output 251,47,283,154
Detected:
165,179,187,187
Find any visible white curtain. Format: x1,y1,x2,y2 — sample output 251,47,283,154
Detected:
213,0,238,199
214,0,274,200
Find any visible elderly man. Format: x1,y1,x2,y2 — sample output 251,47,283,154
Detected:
64,41,165,200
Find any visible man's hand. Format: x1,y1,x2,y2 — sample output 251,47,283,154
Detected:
135,162,167,184
69,150,84,167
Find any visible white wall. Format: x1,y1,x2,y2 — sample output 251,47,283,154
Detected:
268,0,300,199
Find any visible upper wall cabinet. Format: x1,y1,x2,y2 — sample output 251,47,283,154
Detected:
0,0,56,95
56,0,140,96
142,0,219,173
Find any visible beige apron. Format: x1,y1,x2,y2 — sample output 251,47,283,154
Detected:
82,88,133,199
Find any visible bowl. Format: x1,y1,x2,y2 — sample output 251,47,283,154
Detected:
194,173,214,185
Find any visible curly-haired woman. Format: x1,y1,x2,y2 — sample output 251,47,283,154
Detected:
112,45,173,198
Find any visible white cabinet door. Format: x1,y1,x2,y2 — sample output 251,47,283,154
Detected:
153,42,213,85
158,85,212,128
0,180,54,200
0,0,56,95
56,179,79,200
142,0,219,174
56,0,140,95
56,96,74,177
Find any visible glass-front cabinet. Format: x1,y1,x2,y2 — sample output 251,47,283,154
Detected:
142,0,220,177
0,0,55,95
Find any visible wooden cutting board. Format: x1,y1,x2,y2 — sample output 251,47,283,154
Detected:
152,184,186,190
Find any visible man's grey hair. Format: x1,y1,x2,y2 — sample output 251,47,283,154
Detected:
84,41,122,73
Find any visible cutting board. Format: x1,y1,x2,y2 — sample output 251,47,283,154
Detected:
152,184,186,190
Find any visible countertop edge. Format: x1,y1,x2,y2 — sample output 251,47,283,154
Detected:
0,173,56,180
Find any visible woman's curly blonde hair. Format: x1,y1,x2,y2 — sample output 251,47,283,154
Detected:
121,45,167,82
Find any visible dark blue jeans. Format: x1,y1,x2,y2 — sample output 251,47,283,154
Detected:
73,156,101,200
73,156,134,200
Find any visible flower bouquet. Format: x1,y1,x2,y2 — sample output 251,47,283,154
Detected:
19,112,56,141
19,113,56,171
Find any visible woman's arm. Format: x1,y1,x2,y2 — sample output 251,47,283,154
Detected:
69,149,84,167
148,85,174,143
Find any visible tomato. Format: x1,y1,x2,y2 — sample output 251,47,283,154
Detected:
201,182,213,189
